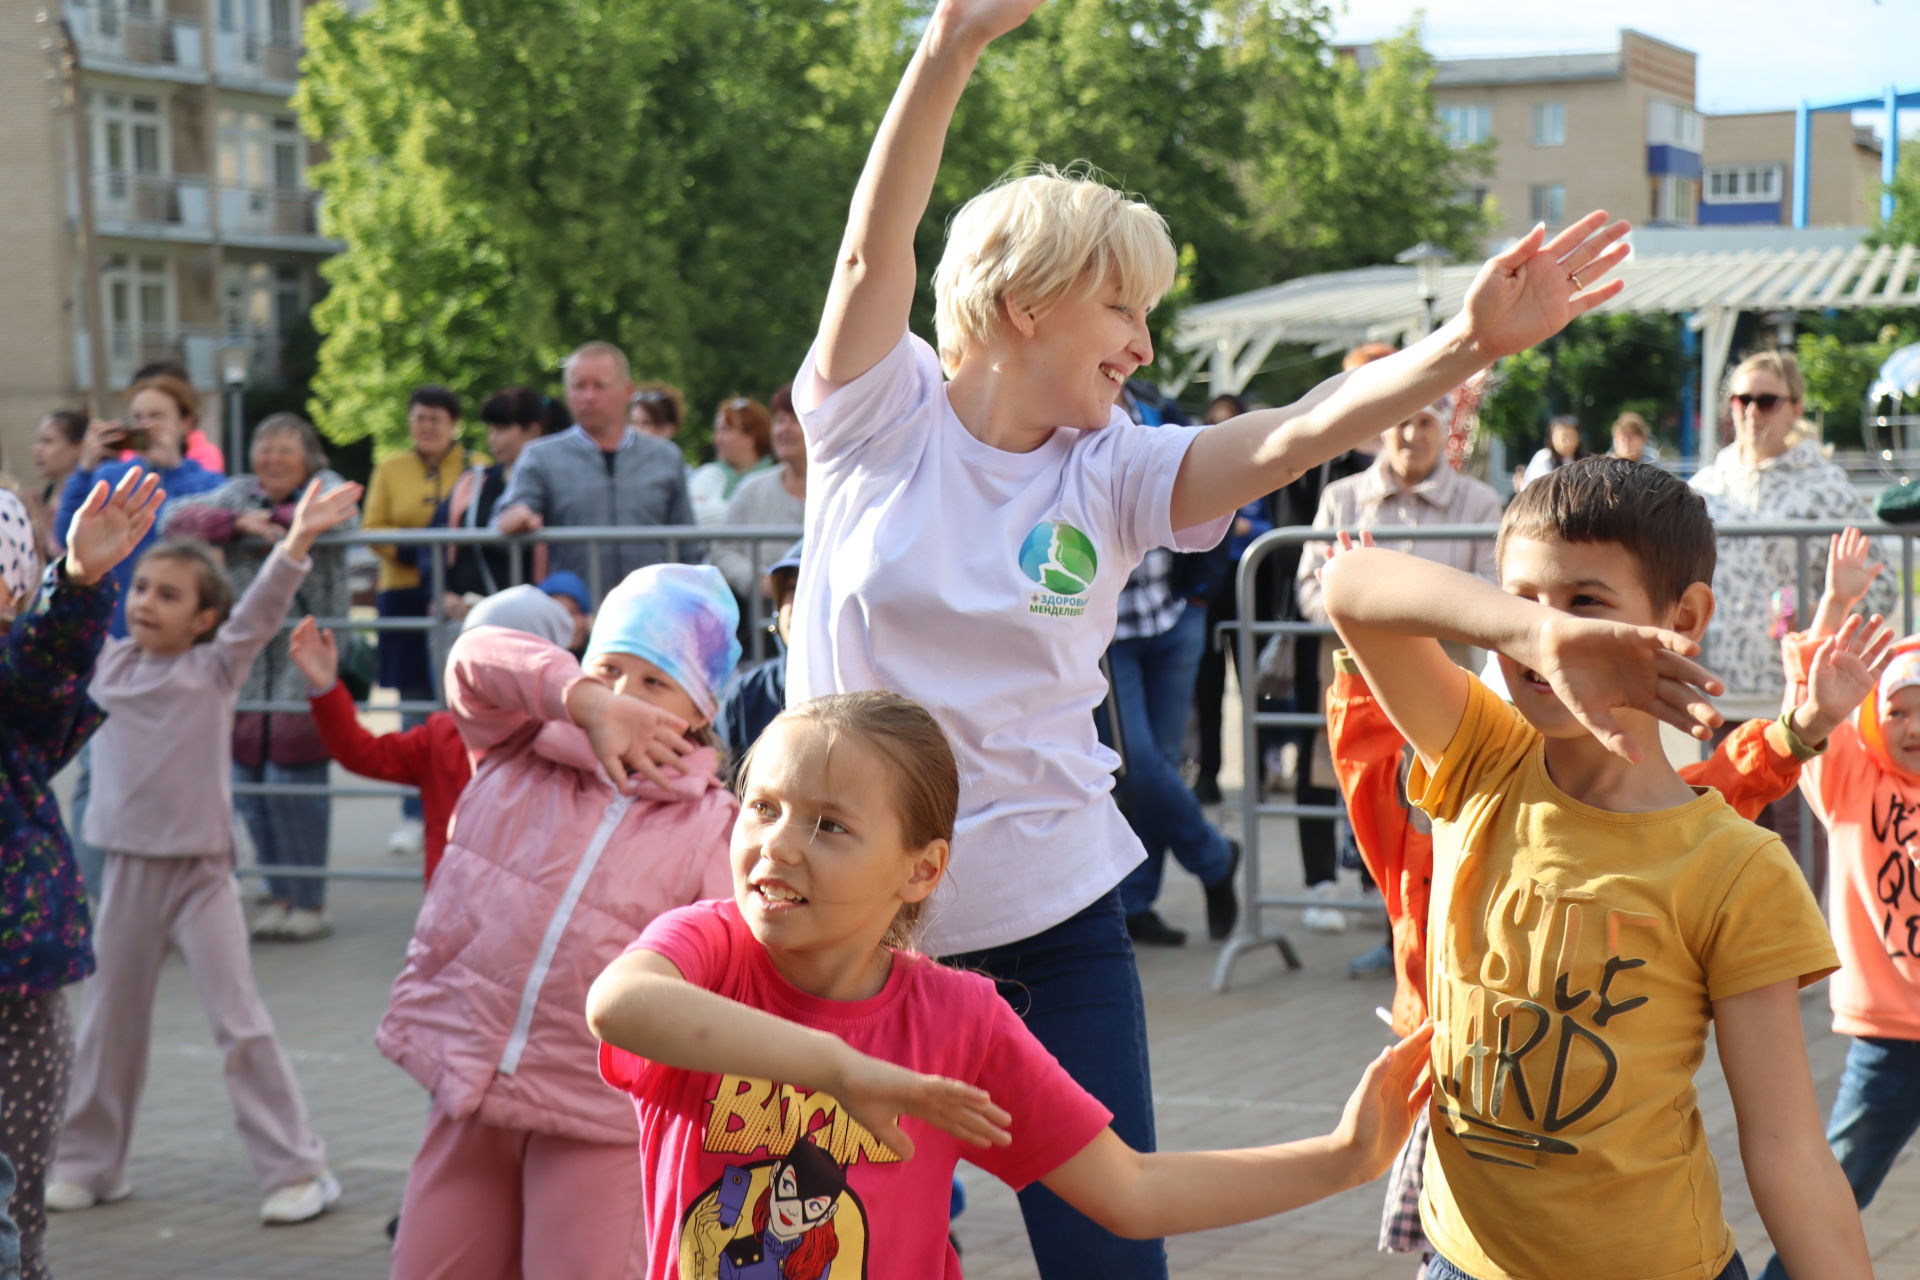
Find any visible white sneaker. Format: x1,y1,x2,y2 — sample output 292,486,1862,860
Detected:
45,1180,130,1212
386,820,424,857
260,1171,341,1225
251,903,291,941
1301,881,1348,935
279,908,333,942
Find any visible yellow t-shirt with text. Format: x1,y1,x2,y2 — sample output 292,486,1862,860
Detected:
1410,677,1837,1280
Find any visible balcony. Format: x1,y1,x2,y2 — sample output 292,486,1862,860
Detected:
92,171,212,239
74,326,220,392
69,6,206,80
219,185,333,249
213,27,302,91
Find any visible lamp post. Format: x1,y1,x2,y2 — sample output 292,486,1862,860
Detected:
222,350,248,471
1395,241,1454,335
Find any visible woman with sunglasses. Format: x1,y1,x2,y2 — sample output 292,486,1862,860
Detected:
1690,350,1894,837
628,384,685,442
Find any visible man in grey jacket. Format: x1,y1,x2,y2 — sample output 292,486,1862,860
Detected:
493,341,700,600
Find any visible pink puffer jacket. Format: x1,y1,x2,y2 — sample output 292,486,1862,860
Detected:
376,627,737,1146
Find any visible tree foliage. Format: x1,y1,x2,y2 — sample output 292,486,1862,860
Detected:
300,0,1492,454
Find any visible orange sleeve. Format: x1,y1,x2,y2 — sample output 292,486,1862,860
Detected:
1326,655,1434,1036
1679,717,1801,821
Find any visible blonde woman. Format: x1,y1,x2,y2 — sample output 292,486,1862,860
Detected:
788,0,1631,1272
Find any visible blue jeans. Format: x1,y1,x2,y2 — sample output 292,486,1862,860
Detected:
944,890,1167,1278
1758,1034,1920,1280
233,760,332,911
1431,1251,1749,1280
1106,605,1234,917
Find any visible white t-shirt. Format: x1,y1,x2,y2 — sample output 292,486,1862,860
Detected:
790,333,1230,954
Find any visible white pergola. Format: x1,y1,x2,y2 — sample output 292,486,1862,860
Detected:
1168,227,1920,460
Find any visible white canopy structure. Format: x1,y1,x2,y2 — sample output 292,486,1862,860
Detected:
1169,227,1920,460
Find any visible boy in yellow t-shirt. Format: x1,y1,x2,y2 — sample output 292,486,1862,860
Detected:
1321,456,1868,1280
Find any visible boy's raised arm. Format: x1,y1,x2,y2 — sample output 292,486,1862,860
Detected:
813,0,1043,388
1322,547,1723,766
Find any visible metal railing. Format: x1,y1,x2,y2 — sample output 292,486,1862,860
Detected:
1210,518,1919,993
225,521,801,884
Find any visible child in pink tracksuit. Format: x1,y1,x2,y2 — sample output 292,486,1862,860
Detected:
49,478,361,1226
378,563,742,1280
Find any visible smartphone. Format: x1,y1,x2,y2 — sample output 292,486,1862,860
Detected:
107,422,151,451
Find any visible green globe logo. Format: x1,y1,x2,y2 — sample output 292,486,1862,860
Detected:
1018,521,1098,596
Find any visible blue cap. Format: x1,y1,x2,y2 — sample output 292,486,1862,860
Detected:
582,564,741,718
539,570,591,615
768,539,804,578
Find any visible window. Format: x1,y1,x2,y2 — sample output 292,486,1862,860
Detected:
1646,100,1702,151
1531,101,1565,147
1704,164,1784,204
1652,175,1696,225
1439,103,1492,147
1529,183,1566,227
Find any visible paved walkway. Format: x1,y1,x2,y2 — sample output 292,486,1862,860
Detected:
43,755,1920,1279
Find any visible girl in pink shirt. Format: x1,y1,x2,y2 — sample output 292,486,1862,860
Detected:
587,691,1431,1280
1765,530,1920,1279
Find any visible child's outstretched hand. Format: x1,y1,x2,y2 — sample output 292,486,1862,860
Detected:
564,678,695,792
1461,211,1630,361
1795,613,1894,746
1332,1022,1434,1184
1531,612,1725,761
288,616,339,692
936,0,1046,47
1316,529,1376,582
285,477,363,561
834,1049,1012,1161
1824,528,1884,614
65,467,166,586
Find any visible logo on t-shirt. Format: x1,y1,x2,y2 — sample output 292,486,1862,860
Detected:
681,1080,888,1279
1019,520,1098,618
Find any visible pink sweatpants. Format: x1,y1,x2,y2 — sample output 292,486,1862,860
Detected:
390,1105,648,1280
53,852,327,1194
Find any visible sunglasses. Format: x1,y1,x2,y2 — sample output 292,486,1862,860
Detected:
1731,392,1789,412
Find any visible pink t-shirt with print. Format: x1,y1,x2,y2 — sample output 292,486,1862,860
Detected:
600,899,1112,1280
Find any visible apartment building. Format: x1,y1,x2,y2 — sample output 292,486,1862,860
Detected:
1701,111,1881,227
1427,29,1878,242
0,0,338,471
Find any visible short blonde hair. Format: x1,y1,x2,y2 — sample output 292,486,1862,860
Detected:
933,165,1177,372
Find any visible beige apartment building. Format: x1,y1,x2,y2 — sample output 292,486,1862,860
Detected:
1428,29,1881,242
0,0,337,475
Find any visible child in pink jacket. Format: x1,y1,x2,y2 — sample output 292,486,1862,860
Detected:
377,563,742,1280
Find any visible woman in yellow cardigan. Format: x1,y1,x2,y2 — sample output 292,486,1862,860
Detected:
363,386,478,853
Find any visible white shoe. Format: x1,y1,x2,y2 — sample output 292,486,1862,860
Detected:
251,903,291,940
1301,881,1348,935
45,1180,130,1212
260,1171,341,1225
386,820,424,857
279,908,333,942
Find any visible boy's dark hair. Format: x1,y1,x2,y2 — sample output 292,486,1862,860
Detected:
1498,456,1714,610
136,539,235,643
409,385,462,420
479,387,546,430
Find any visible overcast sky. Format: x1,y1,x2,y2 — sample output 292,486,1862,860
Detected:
1333,0,1917,127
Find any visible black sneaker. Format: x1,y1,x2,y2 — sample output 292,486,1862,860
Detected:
1205,842,1241,940
1125,910,1188,947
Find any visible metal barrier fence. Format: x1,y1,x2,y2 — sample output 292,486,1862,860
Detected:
1210,518,1919,993
226,522,800,885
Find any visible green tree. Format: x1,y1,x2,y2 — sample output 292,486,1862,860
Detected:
1871,146,1920,248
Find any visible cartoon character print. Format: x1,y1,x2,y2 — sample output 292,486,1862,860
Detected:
681,1137,866,1280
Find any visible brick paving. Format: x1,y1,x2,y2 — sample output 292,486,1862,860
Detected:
43,754,1920,1279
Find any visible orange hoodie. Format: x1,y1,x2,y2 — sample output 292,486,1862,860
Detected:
1326,650,1814,1037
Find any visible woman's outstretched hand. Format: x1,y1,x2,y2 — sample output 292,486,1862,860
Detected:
1461,211,1631,362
